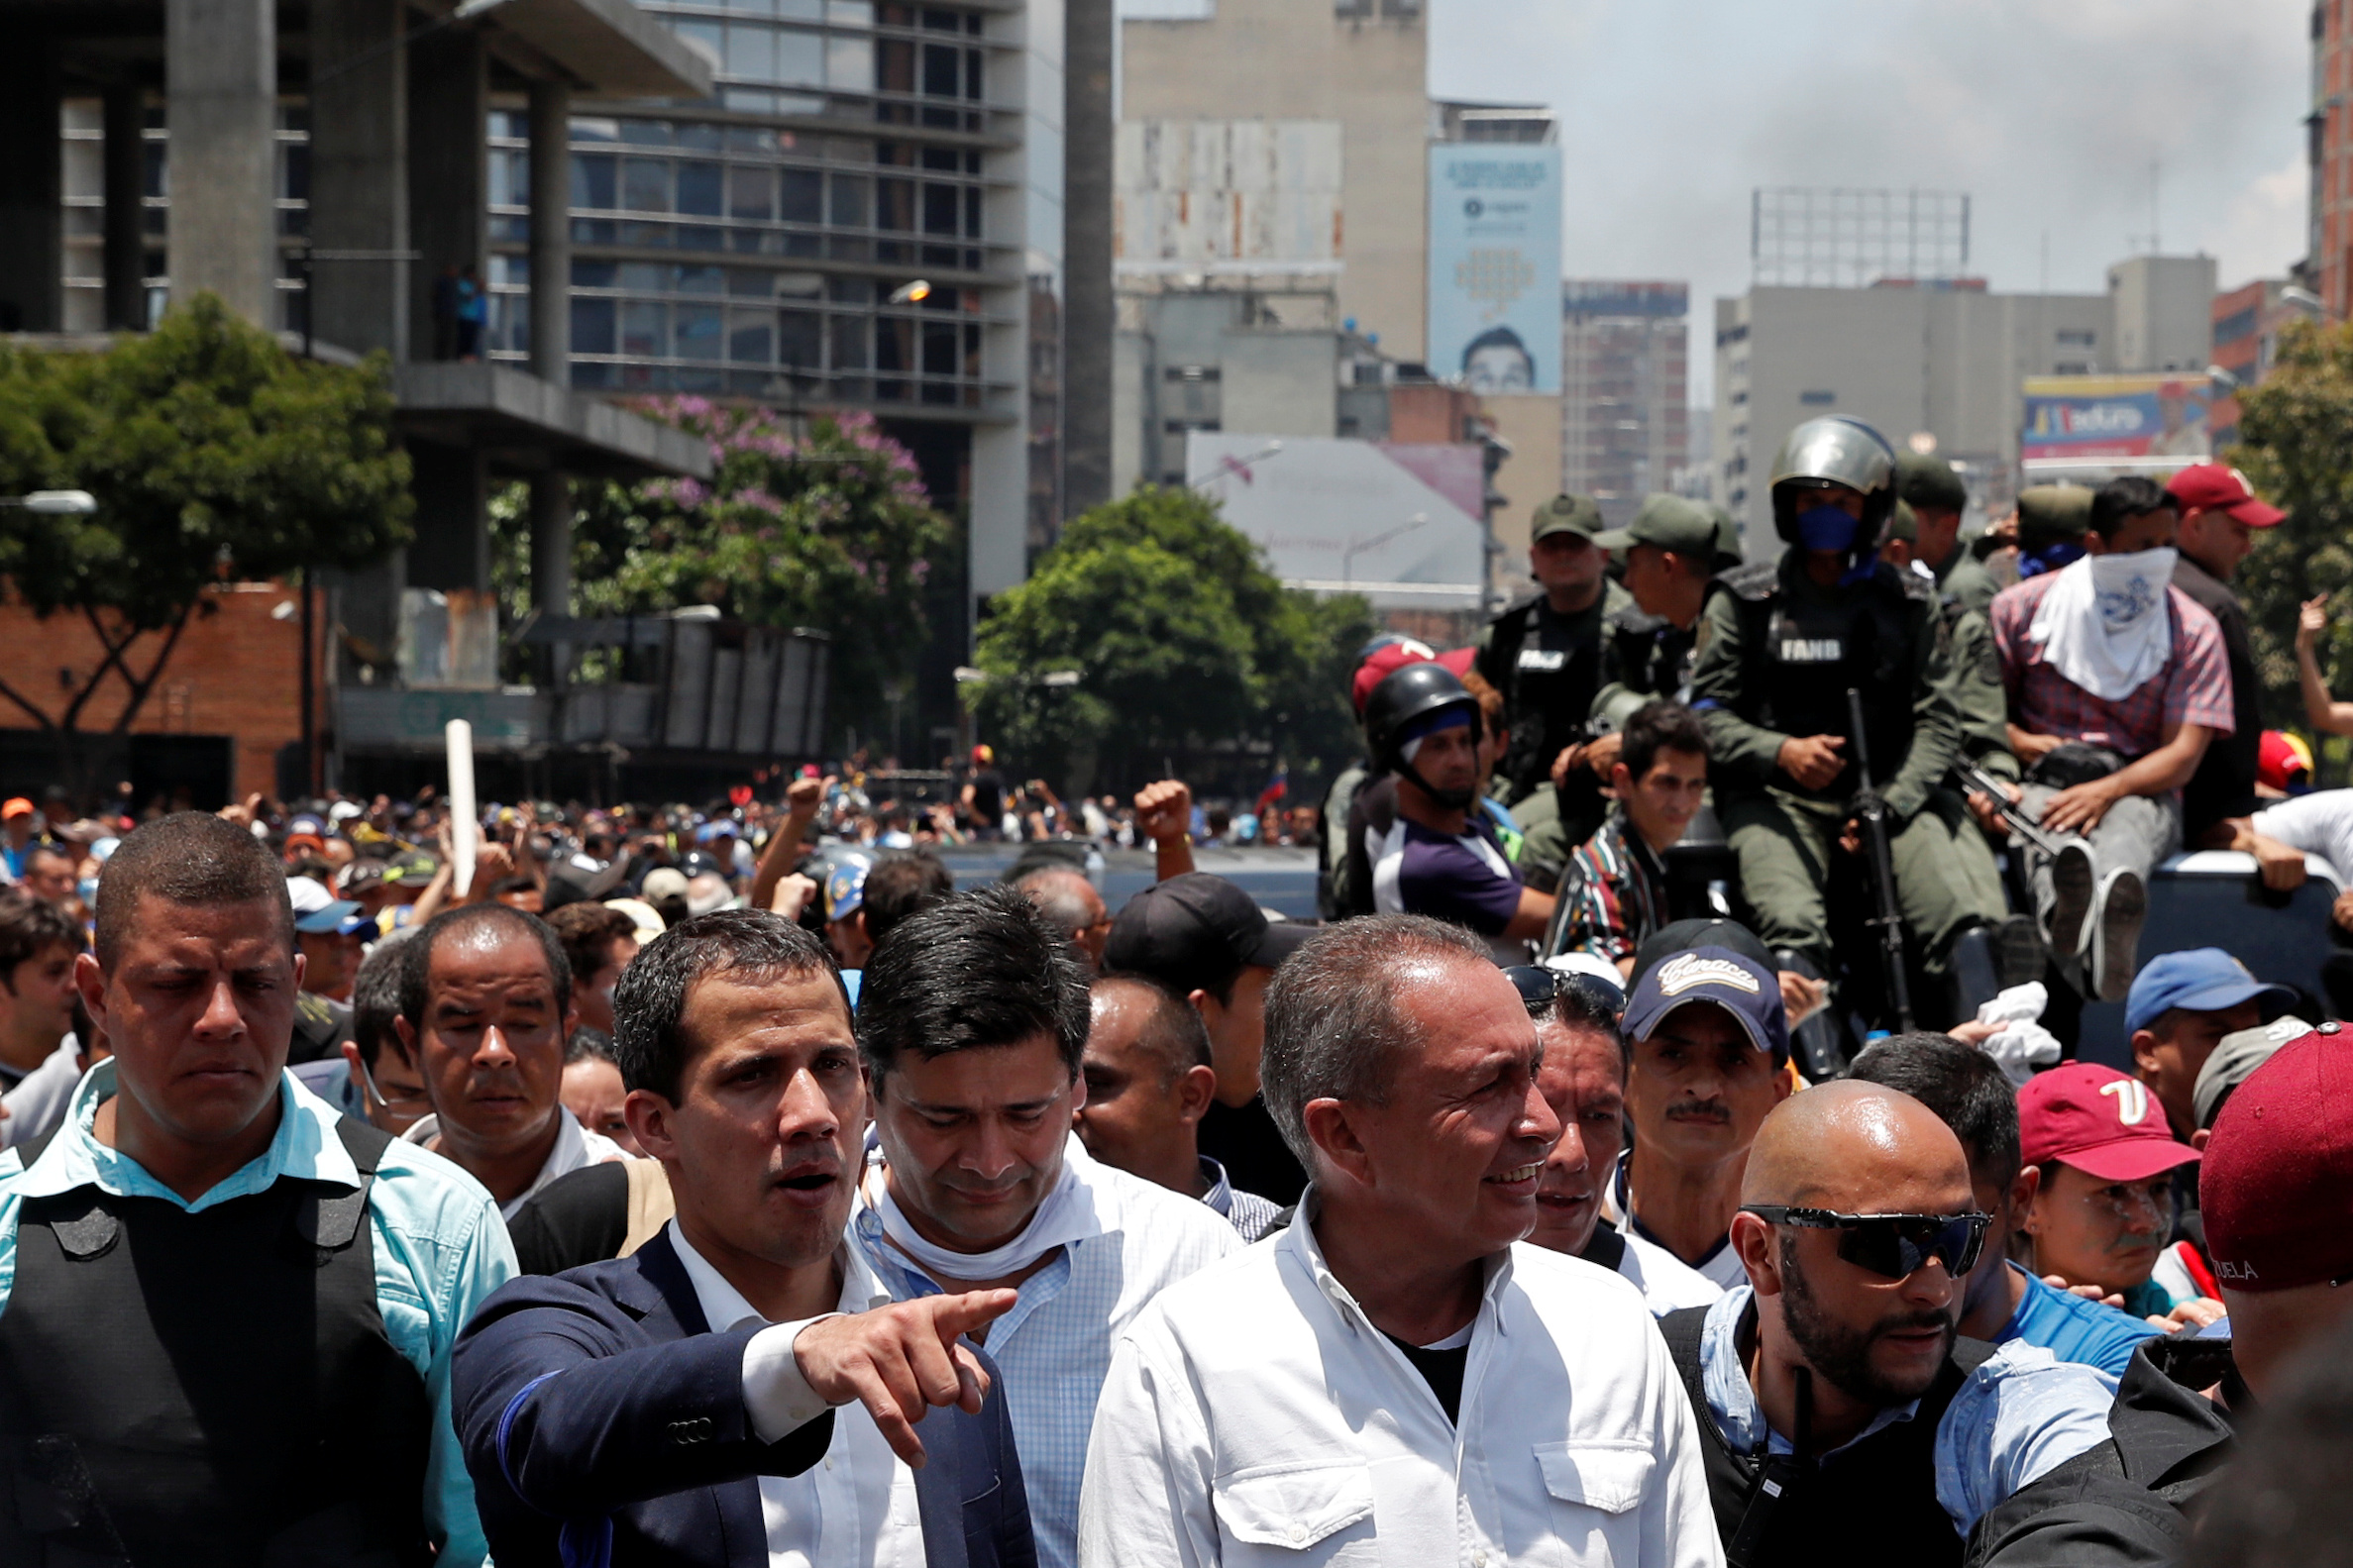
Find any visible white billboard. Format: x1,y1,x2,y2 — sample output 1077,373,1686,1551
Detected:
1428,144,1562,395
1185,434,1487,606
1115,120,1343,276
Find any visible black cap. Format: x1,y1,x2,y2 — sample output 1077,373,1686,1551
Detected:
1104,873,1316,998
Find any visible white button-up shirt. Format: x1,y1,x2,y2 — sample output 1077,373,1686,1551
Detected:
402,1104,628,1219
669,1220,930,1568
1078,1196,1724,1568
853,1135,1243,1568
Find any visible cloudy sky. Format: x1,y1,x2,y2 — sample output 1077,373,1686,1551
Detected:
1428,0,2312,399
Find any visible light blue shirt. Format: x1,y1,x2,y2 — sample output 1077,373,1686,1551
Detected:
1697,1285,2118,1539
0,1059,515,1567
850,1137,1242,1568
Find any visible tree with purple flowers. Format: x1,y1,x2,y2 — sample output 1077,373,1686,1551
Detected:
498,400,951,750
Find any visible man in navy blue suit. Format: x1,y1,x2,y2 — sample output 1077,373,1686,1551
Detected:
453,909,1035,1568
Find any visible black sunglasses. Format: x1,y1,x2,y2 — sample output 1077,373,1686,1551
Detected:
1741,1205,1992,1281
1504,964,1626,1015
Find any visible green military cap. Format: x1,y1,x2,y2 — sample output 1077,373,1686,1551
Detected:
1531,492,1604,544
2016,483,2094,551
1594,493,1720,560
1895,450,1968,514
1884,499,1918,544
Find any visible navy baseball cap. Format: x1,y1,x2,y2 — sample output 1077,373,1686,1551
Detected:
2124,948,2297,1036
1623,945,1789,1068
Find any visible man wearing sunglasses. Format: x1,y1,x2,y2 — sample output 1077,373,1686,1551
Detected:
1657,1082,2119,1566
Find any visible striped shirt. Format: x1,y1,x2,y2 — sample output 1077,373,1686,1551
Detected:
1555,809,1670,964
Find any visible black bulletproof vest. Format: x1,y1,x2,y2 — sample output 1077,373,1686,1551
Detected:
0,1114,432,1568
1658,1303,1994,1568
1735,571,1918,802
1490,599,1607,802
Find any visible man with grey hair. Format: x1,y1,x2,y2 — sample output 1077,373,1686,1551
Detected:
1080,914,1719,1568
1010,864,1111,969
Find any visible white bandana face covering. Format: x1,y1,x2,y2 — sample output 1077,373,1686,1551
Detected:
2027,548,2177,701
875,1150,1092,1282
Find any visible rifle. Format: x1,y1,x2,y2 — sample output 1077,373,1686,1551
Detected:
1846,688,1915,1033
1951,758,2067,857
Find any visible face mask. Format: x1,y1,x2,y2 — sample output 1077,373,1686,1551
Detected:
1797,503,1862,553
2017,541,2086,579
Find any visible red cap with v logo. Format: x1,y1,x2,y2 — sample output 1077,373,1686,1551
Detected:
2017,1061,2201,1183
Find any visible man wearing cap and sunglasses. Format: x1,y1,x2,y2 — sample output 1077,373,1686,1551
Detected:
1658,1082,2120,1567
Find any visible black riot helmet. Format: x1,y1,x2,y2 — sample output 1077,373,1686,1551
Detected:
1363,661,1484,811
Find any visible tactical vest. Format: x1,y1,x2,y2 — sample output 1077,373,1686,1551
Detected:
0,1114,433,1568
1485,596,1609,802
1602,600,1698,706
1727,563,1926,802
1658,1303,1995,1568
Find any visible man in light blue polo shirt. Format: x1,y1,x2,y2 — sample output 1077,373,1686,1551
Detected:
0,812,512,1567
1850,1032,2158,1378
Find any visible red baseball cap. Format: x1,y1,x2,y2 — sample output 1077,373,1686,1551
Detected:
2018,1061,2201,1183
2260,730,2315,792
2201,1023,2353,1293
1350,641,1474,715
2165,464,2286,527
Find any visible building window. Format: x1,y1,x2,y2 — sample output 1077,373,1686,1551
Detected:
1799,389,1835,405
2056,328,2097,347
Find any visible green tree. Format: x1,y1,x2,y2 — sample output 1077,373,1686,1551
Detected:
496,400,950,750
0,294,412,786
2230,318,2353,778
972,486,1372,797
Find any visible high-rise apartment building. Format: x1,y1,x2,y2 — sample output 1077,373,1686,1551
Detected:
1560,280,1688,530
2313,0,2353,317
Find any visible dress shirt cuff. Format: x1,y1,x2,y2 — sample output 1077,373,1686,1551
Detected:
742,1314,846,1444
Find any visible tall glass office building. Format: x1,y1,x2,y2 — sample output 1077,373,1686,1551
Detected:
481,0,1054,606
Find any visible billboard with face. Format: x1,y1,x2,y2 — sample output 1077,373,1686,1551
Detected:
1428,144,1562,396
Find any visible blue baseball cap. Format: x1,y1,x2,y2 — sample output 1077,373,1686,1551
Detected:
1622,944,1789,1068
295,899,371,936
2124,947,2298,1036
824,853,876,921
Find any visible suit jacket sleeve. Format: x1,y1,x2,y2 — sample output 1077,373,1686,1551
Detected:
452,1272,836,1523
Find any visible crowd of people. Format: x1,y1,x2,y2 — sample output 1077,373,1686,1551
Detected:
0,410,2347,1566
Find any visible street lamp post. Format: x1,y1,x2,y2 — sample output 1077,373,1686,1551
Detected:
1340,512,1428,585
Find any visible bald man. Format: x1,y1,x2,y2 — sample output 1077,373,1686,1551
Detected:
1656,1083,2130,1567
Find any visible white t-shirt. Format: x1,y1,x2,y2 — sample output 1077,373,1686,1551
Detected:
1617,1228,1727,1315
2252,789,2353,882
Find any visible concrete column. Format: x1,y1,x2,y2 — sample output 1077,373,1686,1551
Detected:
167,0,279,327
0,38,63,333
528,78,572,382
407,28,486,363
1059,0,1114,516
102,86,147,331
309,0,410,358
406,443,490,592
530,472,574,682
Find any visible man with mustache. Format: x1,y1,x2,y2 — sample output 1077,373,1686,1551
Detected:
453,909,1034,1568
1519,967,1719,1313
1658,1082,2124,1566
1082,915,1719,1568
1613,932,1794,1290
397,904,629,1217
850,885,1241,1568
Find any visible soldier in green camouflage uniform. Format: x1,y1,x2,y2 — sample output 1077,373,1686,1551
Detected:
1690,418,2028,1025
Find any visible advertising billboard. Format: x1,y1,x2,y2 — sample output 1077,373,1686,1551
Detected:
1428,144,1561,395
2020,374,2213,463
